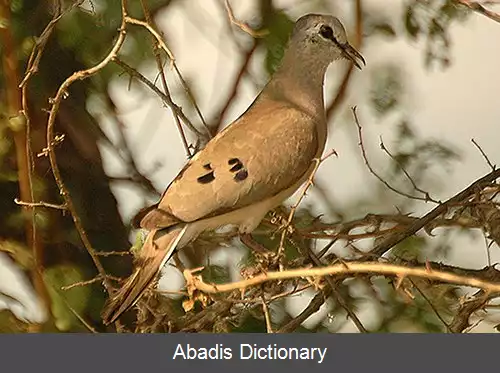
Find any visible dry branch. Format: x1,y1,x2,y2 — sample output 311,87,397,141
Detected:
184,261,500,294
455,0,500,23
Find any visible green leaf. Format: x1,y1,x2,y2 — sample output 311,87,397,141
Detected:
43,265,92,332
130,231,146,258
262,12,294,76
390,235,427,261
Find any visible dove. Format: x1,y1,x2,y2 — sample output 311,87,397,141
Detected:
102,13,365,325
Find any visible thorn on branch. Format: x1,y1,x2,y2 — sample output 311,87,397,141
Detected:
37,133,65,157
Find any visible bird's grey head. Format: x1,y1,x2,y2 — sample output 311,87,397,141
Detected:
289,14,365,70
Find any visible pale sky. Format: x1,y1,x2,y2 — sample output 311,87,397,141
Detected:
1,0,500,331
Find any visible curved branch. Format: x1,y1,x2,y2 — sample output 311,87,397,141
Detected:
45,1,129,293
184,261,500,294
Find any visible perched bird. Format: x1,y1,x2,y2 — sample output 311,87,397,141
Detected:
102,13,365,325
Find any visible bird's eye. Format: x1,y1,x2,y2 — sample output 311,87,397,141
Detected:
319,25,334,41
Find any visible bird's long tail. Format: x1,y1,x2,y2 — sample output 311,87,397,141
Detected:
101,225,188,325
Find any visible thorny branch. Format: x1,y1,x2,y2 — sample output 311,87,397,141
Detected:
172,161,500,332
449,291,494,332
369,168,500,257
44,2,130,295
184,261,500,294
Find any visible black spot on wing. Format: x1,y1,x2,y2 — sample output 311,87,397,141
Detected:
230,163,243,172
234,169,248,181
227,157,248,182
228,158,244,171
203,163,212,170
197,171,215,184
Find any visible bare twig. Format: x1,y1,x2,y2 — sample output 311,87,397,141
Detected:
277,149,337,268
95,251,131,257
14,198,67,211
299,225,401,241
60,274,123,291
124,15,210,140
300,213,481,236
277,287,332,333
471,138,495,171
113,58,206,140
100,97,161,195
409,278,452,332
172,63,210,143
229,284,312,304
19,1,84,87
224,0,269,37
65,302,99,333
139,0,191,157
455,0,500,24
304,245,368,333
261,296,273,333
379,136,439,203
353,107,431,203
124,16,174,60
60,277,104,291
44,275,99,333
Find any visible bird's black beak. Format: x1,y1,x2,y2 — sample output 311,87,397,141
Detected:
342,43,366,70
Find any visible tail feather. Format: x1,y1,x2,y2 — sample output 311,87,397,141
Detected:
102,225,188,325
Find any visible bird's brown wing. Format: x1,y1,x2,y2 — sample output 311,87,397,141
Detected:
135,100,321,230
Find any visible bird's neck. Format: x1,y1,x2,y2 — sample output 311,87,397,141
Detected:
261,46,329,121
